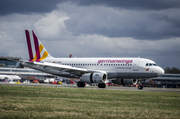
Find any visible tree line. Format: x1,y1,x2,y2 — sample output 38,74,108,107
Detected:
164,67,180,74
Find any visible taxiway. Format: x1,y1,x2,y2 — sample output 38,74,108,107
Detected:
0,82,180,92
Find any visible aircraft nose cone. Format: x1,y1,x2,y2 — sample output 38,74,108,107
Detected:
158,67,164,77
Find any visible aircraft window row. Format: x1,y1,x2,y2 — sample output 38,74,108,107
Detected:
61,63,132,66
145,63,157,66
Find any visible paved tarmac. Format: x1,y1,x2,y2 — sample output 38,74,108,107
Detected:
0,82,180,92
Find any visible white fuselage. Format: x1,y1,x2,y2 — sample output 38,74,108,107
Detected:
24,57,164,79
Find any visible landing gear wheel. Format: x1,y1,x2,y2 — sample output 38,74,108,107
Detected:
138,85,143,90
77,82,85,87
98,83,106,88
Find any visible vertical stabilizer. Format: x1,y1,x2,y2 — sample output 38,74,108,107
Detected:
25,29,52,62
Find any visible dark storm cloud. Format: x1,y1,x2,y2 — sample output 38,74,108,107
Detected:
62,4,180,40
0,1,180,69
74,0,180,10
1,0,180,16
0,0,66,16
1,0,180,39
69,0,180,40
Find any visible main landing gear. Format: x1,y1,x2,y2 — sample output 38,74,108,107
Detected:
98,83,106,88
77,82,106,88
77,82,85,87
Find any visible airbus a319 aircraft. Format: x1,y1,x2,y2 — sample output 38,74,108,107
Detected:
22,29,164,89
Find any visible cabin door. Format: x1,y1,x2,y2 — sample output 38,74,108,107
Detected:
133,59,140,71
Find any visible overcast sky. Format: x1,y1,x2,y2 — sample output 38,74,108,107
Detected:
0,0,180,69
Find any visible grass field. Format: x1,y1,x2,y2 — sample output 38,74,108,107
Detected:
0,85,180,119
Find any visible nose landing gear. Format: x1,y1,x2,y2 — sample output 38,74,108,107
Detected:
137,78,143,90
138,84,143,90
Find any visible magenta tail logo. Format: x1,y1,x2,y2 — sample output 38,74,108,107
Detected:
25,30,49,62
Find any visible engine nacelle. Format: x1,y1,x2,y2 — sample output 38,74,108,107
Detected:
80,73,107,83
112,79,138,86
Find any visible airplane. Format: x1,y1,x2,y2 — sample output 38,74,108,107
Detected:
22,29,164,89
0,75,21,82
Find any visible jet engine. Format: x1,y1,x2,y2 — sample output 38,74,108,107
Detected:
112,78,138,86
80,73,107,83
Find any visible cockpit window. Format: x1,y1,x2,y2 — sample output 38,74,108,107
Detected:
153,64,157,66
145,63,158,66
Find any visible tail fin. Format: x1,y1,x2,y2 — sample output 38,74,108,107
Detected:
25,29,52,62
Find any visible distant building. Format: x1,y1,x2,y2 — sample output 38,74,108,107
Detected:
0,56,23,68
0,67,55,80
0,56,56,82
151,74,180,88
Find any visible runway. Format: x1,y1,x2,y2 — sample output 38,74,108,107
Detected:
0,82,180,92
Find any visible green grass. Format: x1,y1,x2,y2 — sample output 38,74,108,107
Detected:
0,85,180,119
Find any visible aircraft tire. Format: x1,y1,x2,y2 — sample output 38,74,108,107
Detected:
138,85,143,90
98,83,106,88
77,82,85,87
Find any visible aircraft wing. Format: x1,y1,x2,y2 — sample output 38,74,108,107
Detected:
25,61,89,76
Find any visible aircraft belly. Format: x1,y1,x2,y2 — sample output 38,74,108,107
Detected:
108,72,158,79
118,73,158,79
107,72,119,79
